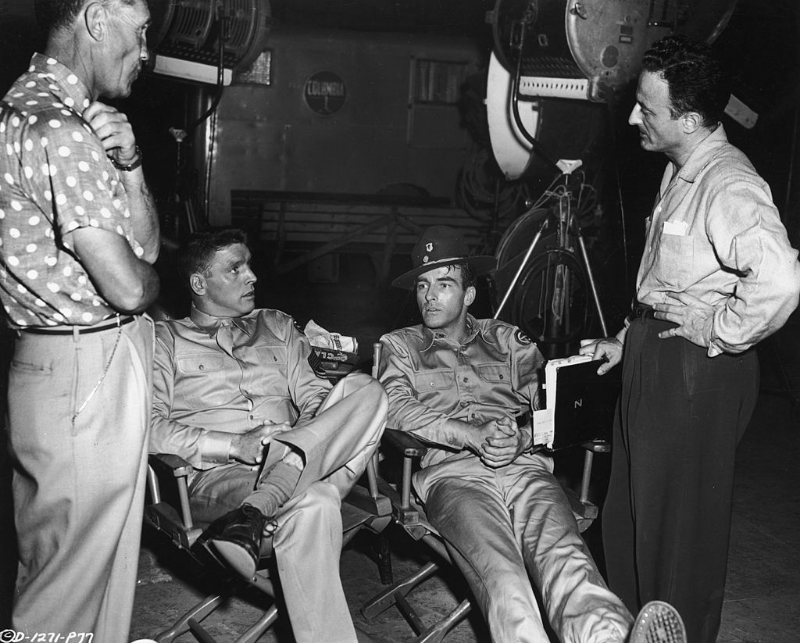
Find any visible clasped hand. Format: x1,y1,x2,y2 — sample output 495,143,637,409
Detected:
230,422,292,467
471,418,528,468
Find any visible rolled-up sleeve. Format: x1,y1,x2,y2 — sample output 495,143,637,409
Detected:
707,177,800,355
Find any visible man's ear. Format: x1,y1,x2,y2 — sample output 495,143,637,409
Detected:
189,272,206,297
464,285,477,308
83,2,108,43
681,111,702,134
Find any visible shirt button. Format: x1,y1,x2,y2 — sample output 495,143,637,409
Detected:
463,377,468,383
249,414,254,420
199,364,204,370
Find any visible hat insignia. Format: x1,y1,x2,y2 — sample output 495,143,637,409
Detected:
426,242,433,252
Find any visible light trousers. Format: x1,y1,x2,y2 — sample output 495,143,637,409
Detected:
416,453,632,643
188,372,388,643
8,317,153,642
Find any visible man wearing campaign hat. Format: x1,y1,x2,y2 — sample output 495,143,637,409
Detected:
378,226,686,643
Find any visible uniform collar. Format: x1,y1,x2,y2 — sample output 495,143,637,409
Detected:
420,314,483,351
189,304,256,337
29,53,92,113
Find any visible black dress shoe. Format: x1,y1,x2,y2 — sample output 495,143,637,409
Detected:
209,504,268,580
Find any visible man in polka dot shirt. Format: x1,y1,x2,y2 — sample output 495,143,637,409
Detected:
0,1,159,640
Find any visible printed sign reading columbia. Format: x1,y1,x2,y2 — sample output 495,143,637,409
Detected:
304,71,347,116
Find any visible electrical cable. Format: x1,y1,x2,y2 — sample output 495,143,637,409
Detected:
200,5,230,222
507,15,560,174
607,98,630,289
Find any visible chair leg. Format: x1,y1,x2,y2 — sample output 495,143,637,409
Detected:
232,604,280,643
361,560,440,619
395,592,427,635
154,586,279,643
362,555,474,643
377,533,393,585
413,599,472,643
186,618,217,643
154,591,228,642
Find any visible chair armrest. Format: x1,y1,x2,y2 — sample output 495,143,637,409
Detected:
376,429,430,527
146,453,200,547
582,438,611,454
383,428,428,459
149,452,194,477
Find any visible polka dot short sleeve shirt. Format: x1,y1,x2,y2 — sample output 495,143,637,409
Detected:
0,53,144,328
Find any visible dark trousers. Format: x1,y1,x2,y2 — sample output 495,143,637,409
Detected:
602,316,758,643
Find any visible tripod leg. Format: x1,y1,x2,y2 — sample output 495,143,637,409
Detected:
574,231,608,336
494,217,549,319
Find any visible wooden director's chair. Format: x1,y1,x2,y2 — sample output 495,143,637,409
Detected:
361,344,617,643
143,391,393,643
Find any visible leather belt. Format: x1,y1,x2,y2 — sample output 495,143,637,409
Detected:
629,304,656,320
18,315,135,336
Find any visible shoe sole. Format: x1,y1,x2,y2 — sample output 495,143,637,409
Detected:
629,600,687,643
211,540,258,581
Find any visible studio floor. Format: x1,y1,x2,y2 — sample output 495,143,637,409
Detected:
129,273,800,643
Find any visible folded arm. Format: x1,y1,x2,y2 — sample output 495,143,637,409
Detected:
70,226,159,314
83,101,160,263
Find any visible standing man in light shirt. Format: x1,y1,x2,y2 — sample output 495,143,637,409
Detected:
582,34,800,643
0,0,159,640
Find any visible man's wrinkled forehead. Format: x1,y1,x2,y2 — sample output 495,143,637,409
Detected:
203,243,251,275
116,0,151,26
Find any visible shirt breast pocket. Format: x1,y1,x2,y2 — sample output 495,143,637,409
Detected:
253,346,288,394
656,232,695,287
477,363,511,384
176,353,233,407
177,354,225,374
414,369,456,405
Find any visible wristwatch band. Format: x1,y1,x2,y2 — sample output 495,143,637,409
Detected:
111,146,143,172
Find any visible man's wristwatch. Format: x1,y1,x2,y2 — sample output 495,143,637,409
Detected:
111,145,143,172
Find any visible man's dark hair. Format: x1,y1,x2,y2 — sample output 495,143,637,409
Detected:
35,0,138,33
642,34,731,128
450,263,477,291
178,228,249,283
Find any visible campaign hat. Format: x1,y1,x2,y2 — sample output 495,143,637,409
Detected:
391,225,497,289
